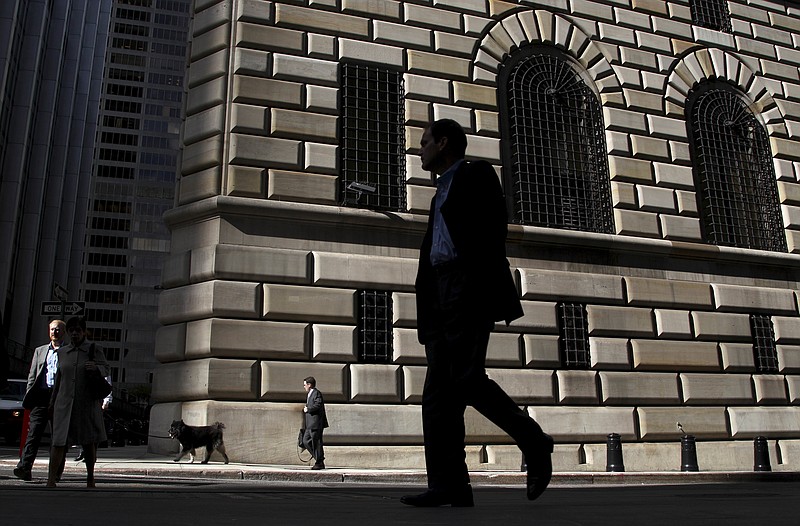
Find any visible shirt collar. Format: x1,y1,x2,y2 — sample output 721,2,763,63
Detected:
437,159,464,184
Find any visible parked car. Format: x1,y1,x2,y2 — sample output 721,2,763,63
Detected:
0,379,26,445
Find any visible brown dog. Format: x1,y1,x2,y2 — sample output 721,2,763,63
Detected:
168,420,230,464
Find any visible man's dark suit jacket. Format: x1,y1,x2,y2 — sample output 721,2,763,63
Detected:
415,160,524,344
305,389,328,431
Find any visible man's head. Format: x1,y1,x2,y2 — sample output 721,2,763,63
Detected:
49,320,66,345
419,119,468,175
303,376,316,392
65,317,87,346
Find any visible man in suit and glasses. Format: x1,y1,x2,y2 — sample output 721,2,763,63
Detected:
14,319,65,481
401,119,553,508
302,376,328,470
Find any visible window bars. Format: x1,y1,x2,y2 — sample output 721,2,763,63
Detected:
557,302,591,369
750,314,779,373
339,62,406,212
688,87,787,252
357,290,393,363
690,0,732,33
502,50,613,234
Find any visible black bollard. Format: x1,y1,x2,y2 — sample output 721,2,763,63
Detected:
680,434,699,472
606,433,624,472
754,436,772,472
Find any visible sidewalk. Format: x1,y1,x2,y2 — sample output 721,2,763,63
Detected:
3,445,799,486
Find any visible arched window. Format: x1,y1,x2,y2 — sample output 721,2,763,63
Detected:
686,82,786,252
690,0,732,33
499,47,613,233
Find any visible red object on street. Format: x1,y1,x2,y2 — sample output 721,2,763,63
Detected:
19,409,29,457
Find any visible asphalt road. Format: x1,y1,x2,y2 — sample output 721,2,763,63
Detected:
1,474,797,526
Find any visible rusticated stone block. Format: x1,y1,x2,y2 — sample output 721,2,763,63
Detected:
351,364,401,402
778,345,800,373
637,406,729,440
268,169,337,205
720,343,756,372
312,252,417,290
631,340,720,371
158,281,262,324
588,305,655,337
773,316,800,343
654,309,693,339
680,373,753,405
226,165,264,197
486,369,554,404
556,370,598,404
327,403,423,444
402,365,426,402
152,358,259,402
787,376,800,404
625,276,713,309
523,334,560,368
313,324,356,362
182,135,223,175
613,209,660,238
728,406,800,438
392,328,425,365
392,292,416,327
590,338,631,370
486,444,581,472
504,301,559,334
519,268,624,303
712,284,797,314
263,284,355,323
155,323,186,363
487,333,521,366
190,245,310,283
528,406,637,442
178,167,221,204
753,375,788,404
600,371,679,405
261,361,346,402
185,318,308,360
691,311,752,342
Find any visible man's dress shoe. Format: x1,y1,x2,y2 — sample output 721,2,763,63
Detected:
526,434,554,501
401,486,474,507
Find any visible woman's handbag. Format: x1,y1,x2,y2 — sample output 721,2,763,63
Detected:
86,344,112,400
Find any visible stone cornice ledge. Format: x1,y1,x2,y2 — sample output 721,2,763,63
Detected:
164,196,800,268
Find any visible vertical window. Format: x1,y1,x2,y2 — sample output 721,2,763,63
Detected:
687,82,786,252
750,314,778,373
357,290,393,363
690,0,732,33
340,62,405,212
557,302,590,369
499,46,613,234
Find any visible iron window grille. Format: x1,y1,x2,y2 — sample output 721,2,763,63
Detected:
557,302,591,369
687,83,787,252
339,62,406,212
750,313,779,373
499,47,614,234
690,0,732,33
357,290,393,363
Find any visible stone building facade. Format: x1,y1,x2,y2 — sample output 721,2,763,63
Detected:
149,0,800,472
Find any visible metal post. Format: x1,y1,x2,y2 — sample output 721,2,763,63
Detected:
680,434,699,472
606,433,624,472
754,436,771,472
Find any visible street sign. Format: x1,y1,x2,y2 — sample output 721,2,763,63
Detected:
53,283,68,301
40,301,85,316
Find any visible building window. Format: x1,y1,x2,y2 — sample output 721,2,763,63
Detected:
687,82,786,252
690,0,732,33
357,290,393,363
750,314,778,373
557,302,590,369
499,46,613,234
339,62,405,212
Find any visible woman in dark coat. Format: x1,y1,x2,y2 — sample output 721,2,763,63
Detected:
47,317,109,488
